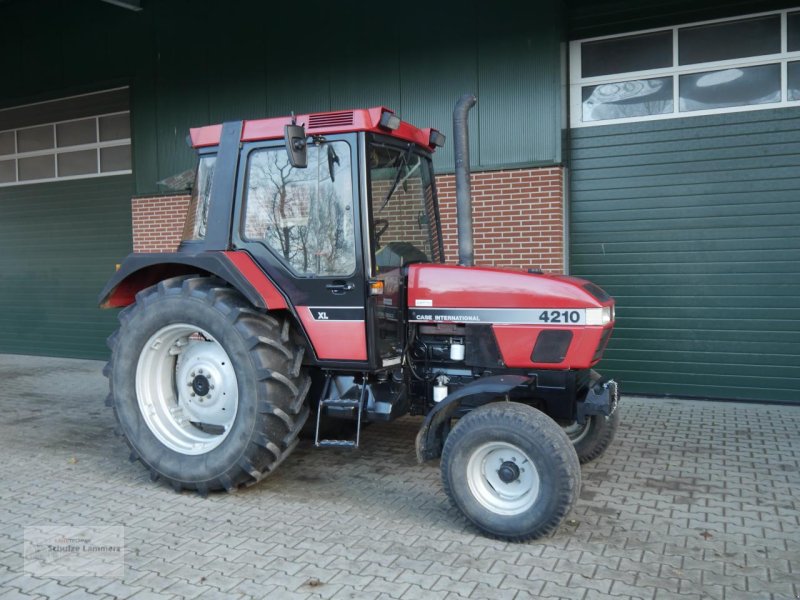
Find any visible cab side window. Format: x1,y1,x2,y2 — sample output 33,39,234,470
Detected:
243,142,356,277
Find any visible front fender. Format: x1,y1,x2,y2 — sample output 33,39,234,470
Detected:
98,250,288,311
415,374,532,463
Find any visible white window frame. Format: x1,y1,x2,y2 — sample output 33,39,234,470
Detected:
569,8,800,127
0,93,131,188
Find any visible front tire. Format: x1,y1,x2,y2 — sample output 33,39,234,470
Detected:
441,402,581,542
105,276,310,493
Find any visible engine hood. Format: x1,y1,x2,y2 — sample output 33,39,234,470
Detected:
406,264,611,310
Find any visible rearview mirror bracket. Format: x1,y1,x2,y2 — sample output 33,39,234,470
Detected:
285,122,307,168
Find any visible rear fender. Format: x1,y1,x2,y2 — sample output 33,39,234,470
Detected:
98,251,288,311
415,374,532,463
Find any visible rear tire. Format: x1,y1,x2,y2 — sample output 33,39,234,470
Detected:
441,402,581,542
105,276,310,493
564,409,620,464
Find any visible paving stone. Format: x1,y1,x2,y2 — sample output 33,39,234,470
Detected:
126,591,179,600
0,591,46,600
158,579,206,599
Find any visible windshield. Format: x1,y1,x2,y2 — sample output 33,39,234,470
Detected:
368,141,443,272
182,154,216,241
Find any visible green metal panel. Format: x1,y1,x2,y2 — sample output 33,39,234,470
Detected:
0,177,133,359
0,1,139,104
567,0,800,39
478,2,562,167
0,0,564,195
152,1,210,186
569,108,800,403
135,0,564,187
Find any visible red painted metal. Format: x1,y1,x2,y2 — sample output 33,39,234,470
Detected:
407,264,615,369
190,107,439,151
407,264,611,310
493,324,612,370
296,307,368,361
224,251,288,309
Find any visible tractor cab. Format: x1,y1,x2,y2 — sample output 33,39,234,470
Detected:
179,109,444,373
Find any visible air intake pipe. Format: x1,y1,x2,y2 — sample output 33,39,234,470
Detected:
453,94,477,267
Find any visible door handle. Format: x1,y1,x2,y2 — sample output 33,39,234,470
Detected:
326,281,355,294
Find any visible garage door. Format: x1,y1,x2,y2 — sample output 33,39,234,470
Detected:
570,108,800,403
0,176,133,359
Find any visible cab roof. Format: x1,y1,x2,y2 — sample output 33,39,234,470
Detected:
189,107,441,151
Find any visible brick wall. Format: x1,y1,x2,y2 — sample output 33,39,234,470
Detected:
131,165,564,272
131,194,191,253
436,166,564,272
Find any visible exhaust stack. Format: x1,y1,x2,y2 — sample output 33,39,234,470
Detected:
453,94,477,267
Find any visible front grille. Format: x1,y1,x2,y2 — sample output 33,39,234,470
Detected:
532,330,573,363
593,327,613,361
308,111,354,129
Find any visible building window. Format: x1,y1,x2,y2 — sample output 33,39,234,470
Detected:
570,9,800,127
0,88,131,186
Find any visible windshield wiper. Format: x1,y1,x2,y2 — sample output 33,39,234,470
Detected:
379,143,414,212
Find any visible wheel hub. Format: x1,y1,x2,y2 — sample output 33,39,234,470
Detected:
135,323,239,456
497,461,521,483
466,442,541,516
177,341,238,427
192,374,211,397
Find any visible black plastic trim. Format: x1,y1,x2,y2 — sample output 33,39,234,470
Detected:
532,330,573,363
203,121,242,251
415,375,532,462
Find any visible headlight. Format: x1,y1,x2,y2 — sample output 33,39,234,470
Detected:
586,306,613,325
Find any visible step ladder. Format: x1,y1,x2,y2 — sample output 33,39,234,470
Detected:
314,375,366,448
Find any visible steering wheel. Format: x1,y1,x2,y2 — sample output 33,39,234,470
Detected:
374,218,390,247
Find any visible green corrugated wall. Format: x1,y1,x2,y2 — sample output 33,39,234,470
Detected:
0,0,563,359
138,0,563,192
0,1,564,196
569,109,800,403
0,176,133,359
567,0,800,38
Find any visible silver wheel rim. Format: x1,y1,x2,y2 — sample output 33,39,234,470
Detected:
466,442,540,516
564,420,592,444
135,323,238,455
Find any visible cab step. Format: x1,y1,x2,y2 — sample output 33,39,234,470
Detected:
314,375,366,449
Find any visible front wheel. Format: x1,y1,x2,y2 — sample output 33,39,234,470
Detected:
441,402,581,542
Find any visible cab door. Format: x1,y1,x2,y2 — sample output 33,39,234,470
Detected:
364,134,443,369
232,135,369,364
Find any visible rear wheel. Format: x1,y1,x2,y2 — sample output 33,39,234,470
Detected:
563,409,620,464
441,402,581,542
105,276,310,493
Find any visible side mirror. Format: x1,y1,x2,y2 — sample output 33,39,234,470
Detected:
284,124,307,168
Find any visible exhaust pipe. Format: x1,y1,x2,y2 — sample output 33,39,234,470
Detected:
453,94,477,267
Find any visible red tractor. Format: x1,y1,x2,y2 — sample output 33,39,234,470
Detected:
99,95,619,541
